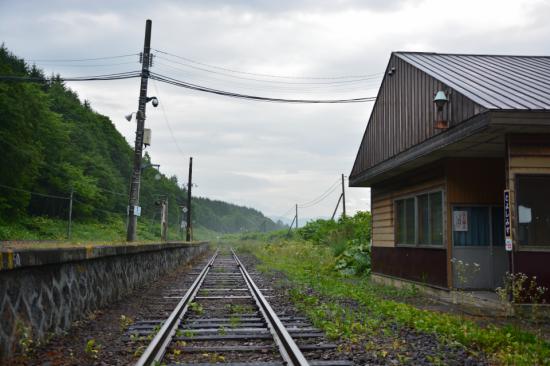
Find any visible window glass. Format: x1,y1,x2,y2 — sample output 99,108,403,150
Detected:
453,207,490,246
517,176,550,246
396,198,415,244
417,194,430,244
405,198,415,244
396,193,442,246
430,192,443,245
396,200,406,244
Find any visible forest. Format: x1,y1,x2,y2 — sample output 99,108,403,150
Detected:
0,45,285,239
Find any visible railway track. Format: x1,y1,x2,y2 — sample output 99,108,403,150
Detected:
128,248,352,366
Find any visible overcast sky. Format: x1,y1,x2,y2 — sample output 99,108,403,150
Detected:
1,0,549,223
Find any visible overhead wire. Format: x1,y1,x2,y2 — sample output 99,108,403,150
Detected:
0,183,70,200
155,54,382,85
97,186,127,197
298,180,341,208
275,206,296,220
298,188,339,209
0,71,142,82
153,61,382,96
150,72,376,104
25,53,140,63
26,61,139,68
153,49,382,80
151,78,188,158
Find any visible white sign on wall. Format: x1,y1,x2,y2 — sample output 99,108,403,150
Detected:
453,210,468,231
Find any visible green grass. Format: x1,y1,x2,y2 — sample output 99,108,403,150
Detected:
0,215,217,244
238,240,550,366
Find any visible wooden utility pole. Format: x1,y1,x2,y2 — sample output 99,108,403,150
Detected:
341,174,346,218
186,157,193,241
127,19,152,242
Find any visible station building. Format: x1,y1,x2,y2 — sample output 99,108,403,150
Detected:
349,52,550,297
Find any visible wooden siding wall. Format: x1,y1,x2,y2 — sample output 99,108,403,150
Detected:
506,134,550,251
351,55,485,179
371,163,445,247
371,246,448,287
446,158,505,205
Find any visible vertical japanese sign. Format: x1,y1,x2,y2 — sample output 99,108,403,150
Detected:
504,189,512,251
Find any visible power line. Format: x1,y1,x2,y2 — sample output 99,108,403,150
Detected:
0,183,69,200
153,49,383,80
97,186,127,197
298,179,341,208
150,72,376,104
155,55,382,85
27,61,138,68
25,53,140,63
0,71,141,82
275,206,296,220
153,62,381,99
151,79,188,158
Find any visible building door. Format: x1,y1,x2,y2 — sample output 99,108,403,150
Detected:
452,206,507,289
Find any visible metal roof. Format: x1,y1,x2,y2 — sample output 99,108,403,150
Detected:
395,52,550,110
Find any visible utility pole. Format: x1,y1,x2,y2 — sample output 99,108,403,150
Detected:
127,19,152,242
186,157,193,241
295,204,298,229
341,173,347,218
67,188,74,240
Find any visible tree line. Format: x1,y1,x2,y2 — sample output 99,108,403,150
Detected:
0,45,285,234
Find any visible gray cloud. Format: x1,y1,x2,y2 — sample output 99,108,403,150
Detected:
1,0,548,221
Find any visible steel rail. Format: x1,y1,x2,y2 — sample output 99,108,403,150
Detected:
231,248,310,366
135,249,219,366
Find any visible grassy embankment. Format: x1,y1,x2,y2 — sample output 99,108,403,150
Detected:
235,213,550,365
0,215,219,245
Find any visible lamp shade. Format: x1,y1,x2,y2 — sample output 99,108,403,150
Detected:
434,90,448,108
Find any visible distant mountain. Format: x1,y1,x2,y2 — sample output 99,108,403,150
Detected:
0,45,285,234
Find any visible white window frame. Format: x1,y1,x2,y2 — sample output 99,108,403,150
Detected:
394,189,445,248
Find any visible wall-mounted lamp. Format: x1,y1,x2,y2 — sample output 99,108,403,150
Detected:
433,90,449,129
124,111,146,122
146,96,159,107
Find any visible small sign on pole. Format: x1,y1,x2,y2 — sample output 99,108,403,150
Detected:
504,189,512,251
133,205,142,217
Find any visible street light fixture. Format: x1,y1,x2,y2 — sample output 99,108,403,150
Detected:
146,96,159,107
141,163,161,180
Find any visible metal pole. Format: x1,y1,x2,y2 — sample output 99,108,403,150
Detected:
341,174,346,218
186,157,193,241
127,19,152,242
295,204,298,229
67,188,73,240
